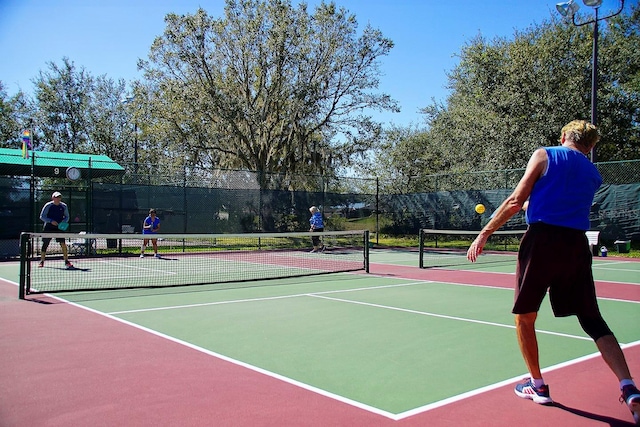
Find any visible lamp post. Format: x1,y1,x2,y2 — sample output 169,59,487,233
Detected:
555,0,625,162
121,96,139,177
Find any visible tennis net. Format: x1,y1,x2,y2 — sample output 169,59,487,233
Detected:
419,228,524,269
19,230,369,298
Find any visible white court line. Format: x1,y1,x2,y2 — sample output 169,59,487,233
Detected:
103,257,326,275
308,294,592,341
31,260,178,285
593,260,637,267
32,274,144,285
54,285,640,421
600,297,640,304
109,275,605,345
98,260,178,274
594,268,640,275
8,277,640,420
54,296,399,420
429,266,517,276
395,340,640,420
596,280,640,286
107,281,429,315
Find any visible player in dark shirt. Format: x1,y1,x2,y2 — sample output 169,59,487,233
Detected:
39,191,73,268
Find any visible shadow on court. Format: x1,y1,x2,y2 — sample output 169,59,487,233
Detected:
39,265,91,272
551,402,635,427
27,297,57,305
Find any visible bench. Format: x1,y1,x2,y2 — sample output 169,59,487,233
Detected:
586,230,600,256
69,232,96,256
121,225,135,233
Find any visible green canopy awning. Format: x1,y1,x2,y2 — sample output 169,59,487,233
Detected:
0,148,124,179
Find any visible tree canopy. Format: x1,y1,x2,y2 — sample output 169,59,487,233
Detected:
364,5,639,193
1,0,638,191
0,83,33,149
136,0,397,186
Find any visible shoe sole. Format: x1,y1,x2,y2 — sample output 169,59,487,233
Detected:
514,389,553,405
628,397,640,424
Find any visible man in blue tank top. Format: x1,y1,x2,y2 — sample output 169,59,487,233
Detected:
467,120,639,422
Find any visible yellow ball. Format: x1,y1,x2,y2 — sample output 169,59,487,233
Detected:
475,204,486,214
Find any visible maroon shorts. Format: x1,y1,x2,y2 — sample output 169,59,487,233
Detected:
513,223,600,317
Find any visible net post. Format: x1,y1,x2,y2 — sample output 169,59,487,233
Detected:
18,232,30,299
418,229,425,269
364,230,370,273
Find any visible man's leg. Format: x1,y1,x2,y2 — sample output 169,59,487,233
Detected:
60,241,73,267
40,238,51,266
596,335,632,381
141,239,148,257
596,335,640,424
515,312,542,379
514,312,552,404
61,241,69,262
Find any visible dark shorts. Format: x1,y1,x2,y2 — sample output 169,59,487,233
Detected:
311,228,323,246
42,222,66,245
513,223,600,318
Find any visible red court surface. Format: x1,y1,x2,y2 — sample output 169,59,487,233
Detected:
1,261,639,426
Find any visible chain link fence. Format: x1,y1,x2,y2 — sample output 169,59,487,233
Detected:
376,159,640,234
1,152,638,258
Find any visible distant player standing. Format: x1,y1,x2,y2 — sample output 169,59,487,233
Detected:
39,191,73,268
140,209,161,258
467,120,639,423
308,206,325,253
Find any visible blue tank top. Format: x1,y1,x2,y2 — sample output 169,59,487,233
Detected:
309,212,324,229
525,146,602,231
143,216,160,234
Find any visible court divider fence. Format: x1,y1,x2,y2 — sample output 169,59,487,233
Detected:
1,154,638,259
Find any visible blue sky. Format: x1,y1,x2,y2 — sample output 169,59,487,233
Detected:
0,0,635,127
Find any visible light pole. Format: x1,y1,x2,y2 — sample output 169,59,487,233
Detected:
555,0,625,162
121,96,139,177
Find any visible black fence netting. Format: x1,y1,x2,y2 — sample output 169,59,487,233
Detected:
1,153,638,258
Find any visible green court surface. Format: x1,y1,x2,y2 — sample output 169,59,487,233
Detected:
591,258,640,284
4,249,638,418
371,249,640,284
369,249,422,266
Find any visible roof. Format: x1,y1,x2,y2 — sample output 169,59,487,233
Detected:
0,148,125,178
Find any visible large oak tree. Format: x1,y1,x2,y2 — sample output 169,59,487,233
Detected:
137,0,397,188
